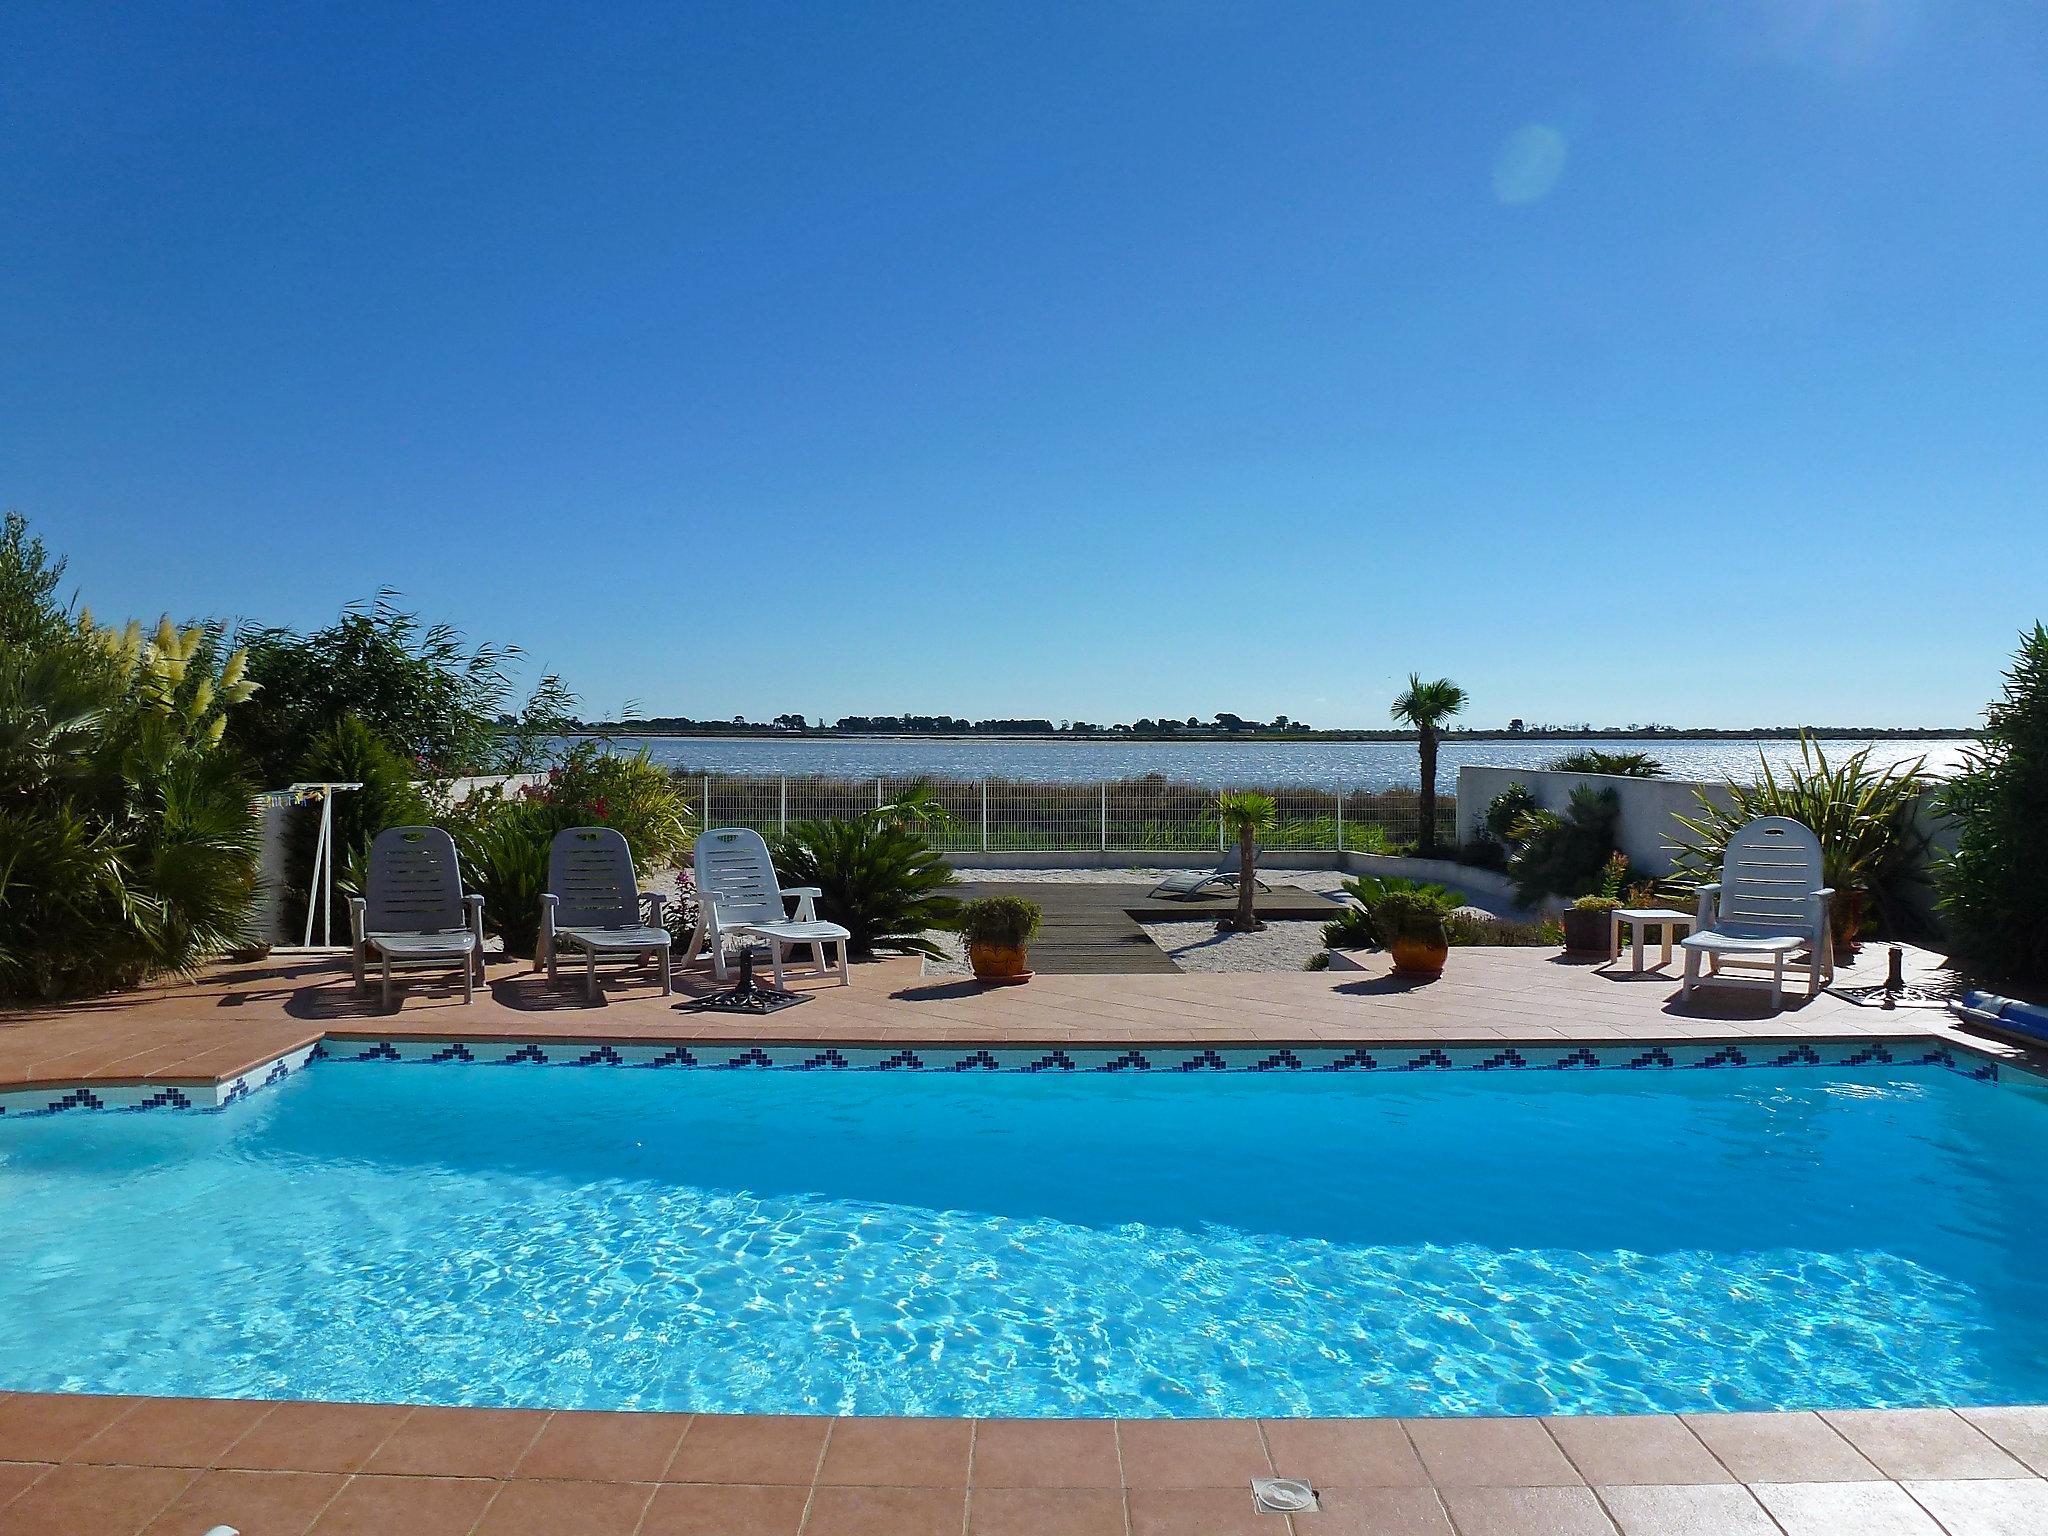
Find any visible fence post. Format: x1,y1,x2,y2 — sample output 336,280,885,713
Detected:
1100,784,1108,852
981,779,989,852
876,777,885,811
779,776,787,835
703,775,711,829
1219,794,1226,853
1335,789,1343,852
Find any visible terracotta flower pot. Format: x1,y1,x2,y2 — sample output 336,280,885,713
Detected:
969,941,1033,985
1389,935,1448,979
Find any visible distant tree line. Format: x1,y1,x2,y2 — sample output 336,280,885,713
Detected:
574,712,1317,736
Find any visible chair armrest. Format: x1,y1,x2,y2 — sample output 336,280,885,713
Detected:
1693,883,1720,927
465,893,486,947
538,893,557,951
642,890,666,927
785,886,822,921
348,896,367,946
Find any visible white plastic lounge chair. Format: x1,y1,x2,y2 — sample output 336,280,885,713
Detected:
1150,855,1270,900
1679,815,1835,1011
682,826,850,987
348,825,486,1008
538,826,672,1001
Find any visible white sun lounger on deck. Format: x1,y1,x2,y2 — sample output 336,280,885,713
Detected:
683,826,850,987
1149,854,1269,900
348,825,486,1008
1680,815,1835,1012
538,826,672,1001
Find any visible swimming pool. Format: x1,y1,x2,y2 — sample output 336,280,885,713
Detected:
2,1045,2043,1418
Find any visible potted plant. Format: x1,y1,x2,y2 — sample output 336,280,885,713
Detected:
1370,889,1456,979
1562,894,1621,956
959,895,1041,985
1561,851,1629,955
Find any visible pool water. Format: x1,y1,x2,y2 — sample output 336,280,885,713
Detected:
2,1060,2045,1418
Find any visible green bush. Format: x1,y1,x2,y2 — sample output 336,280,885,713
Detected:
432,745,691,957
1939,625,2048,983
958,895,1041,948
1669,733,1931,944
0,516,262,999
770,816,960,959
1546,749,1665,777
1507,785,1622,907
1326,875,1458,950
1369,888,1456,945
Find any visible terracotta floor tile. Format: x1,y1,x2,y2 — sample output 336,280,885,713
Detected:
0,1393,135,1462
362,1406,551,1477
1437,1486,1619,1536
1679,1410,1879,1483
1595,1483,1779,1536
510,1409,691,1482
815,1418,972,1487
1403,1418,1583,1488
1821,1409,2029,1480
0,1463,48,1508
970,1419,1121,1488
305,1474,498,1536
1750,1480,1944,1535
1259,1418,1428,1487
219,1401,410,1474
1902,1478,2048,1536
665,1414,829,1486
1290,1485,1455,1535
0,1463,196,1536
1542,1416,1729,1486
1115,1419,1271,1489
1959,1408,2048,1476
74,1395,276,1468
471,1478,654,1536
138,1469,347,1536
967,1486,1126,1536
801,1485,966,1536
638,1482,809,1536
1125,1486,1269,1536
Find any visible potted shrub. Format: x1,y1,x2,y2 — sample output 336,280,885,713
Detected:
1560,851,1629,956
1370,889,1455,980
959,895,1041,985
1562,895,1621,956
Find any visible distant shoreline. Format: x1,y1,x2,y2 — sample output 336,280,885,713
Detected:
570,727,1974,744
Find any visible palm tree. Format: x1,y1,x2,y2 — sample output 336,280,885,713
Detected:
1390,674,1468,857
1215,790,1277,932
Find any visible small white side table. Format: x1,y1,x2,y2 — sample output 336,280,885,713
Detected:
1610,907,1696,971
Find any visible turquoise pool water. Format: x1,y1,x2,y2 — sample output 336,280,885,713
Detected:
2,1059,2044,1417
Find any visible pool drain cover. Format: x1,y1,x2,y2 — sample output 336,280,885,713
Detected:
1251,1478,1318,1514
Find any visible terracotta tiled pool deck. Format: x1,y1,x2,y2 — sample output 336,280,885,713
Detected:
3,944,2043,1534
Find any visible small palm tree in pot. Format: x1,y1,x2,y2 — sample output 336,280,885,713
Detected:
1216,790,1277,932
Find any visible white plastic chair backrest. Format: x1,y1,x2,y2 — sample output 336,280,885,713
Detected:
364,825,466,934
549,826,638,928
693,827,788,927
1715,816,1825,938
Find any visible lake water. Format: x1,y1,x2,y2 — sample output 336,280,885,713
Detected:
595,735,1972,791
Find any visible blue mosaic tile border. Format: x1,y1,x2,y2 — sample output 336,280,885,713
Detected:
0,1043,319,1119
0,1037,2011,1117
307,1036,2004,1080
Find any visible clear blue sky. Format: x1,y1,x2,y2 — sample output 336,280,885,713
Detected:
4,1,2042,729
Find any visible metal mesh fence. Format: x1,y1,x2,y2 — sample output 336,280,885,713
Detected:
687,773,1454,854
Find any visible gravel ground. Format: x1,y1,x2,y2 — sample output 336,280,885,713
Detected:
1137,918,1333,973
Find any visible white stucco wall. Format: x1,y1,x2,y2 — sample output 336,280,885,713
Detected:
1454,766,1738,879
